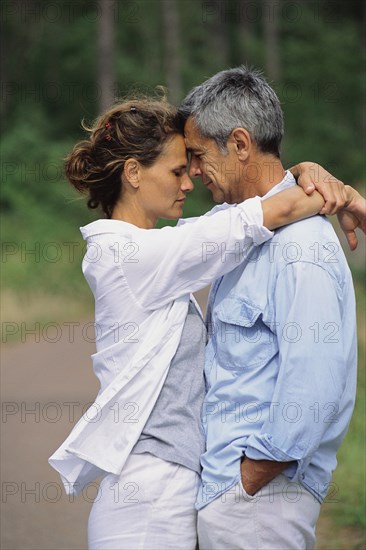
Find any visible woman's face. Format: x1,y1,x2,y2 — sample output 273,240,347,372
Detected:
138,134,194,221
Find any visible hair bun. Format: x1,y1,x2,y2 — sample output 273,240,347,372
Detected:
64,140,95,193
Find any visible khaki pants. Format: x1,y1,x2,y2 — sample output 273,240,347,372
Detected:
198,474,321,550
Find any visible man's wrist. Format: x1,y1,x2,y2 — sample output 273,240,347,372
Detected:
240,457,291,496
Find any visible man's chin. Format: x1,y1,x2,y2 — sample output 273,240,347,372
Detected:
211,190,226,204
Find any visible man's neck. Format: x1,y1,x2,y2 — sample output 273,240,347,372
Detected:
236,154,286,201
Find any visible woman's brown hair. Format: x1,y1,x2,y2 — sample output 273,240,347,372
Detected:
65,95,182,218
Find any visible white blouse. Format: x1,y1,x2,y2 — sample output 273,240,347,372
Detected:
48,197,273,495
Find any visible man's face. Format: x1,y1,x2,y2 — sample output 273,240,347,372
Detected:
184,116,241,204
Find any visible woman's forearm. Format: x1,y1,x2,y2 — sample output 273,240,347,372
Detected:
262,186,324,230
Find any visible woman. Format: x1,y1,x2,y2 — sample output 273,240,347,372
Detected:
49,96,361,549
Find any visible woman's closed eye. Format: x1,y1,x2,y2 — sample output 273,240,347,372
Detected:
173,167,187,177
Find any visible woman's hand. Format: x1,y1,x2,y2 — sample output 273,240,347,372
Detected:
289,162,348,214
290,162,366,250
337,186,366,251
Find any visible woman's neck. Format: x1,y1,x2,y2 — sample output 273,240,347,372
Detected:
111,200,156,229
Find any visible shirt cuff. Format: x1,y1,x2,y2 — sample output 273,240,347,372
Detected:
245,436,303,482
237,196,274,245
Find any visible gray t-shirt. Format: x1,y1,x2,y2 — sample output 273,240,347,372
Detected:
132,300,207,473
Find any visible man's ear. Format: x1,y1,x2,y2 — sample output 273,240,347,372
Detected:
123,158,140,188
230,128,252,161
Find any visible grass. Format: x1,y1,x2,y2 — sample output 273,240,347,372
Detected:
1,196,96,343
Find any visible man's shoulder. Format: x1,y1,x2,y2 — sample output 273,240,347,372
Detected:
273,214,336,242
258,215,352,284
271,215,342,259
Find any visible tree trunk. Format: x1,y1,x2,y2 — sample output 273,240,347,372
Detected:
210,3,229,67
264,0,280,81
97,0,115,113
235,0,254,66
161,0,182,105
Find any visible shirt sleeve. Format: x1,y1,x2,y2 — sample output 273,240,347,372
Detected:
244,261,348,474
121,196,273,309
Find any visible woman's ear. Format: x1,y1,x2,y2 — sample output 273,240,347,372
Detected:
123,159,140,189
230,128,252,162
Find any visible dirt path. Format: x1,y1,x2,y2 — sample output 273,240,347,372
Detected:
1,287,364,549
1,320,97,549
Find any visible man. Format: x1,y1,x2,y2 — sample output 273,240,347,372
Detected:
179,67,363,549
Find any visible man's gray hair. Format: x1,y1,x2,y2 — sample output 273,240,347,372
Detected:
179,66,284,157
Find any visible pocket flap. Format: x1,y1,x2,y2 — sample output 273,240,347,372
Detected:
215,296,261,327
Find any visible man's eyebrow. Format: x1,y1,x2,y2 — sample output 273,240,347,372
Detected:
186,147,203,154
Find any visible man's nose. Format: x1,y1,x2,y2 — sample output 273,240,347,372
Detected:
188,156,202,178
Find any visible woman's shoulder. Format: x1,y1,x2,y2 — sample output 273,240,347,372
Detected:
80,218,141,240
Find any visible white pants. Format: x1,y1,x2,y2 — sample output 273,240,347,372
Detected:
198,474,321,550
88,452,200,550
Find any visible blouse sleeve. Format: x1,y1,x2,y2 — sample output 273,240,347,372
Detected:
113,196,273,309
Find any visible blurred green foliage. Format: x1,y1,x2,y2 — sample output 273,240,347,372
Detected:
1,0,364,225
1,0,364,256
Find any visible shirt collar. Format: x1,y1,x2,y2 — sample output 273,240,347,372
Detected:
260,170,297,201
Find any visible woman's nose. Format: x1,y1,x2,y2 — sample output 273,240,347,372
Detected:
181,173,194,192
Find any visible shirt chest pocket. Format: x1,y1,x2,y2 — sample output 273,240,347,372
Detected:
213,296,276,370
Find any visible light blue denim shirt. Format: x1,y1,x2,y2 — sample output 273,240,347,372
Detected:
196,172,357,510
